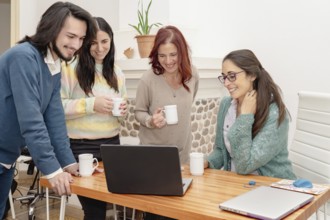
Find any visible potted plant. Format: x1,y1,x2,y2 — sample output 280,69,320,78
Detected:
129,0,162,58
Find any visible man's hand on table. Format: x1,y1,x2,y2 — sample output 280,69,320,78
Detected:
64,163,79,176
48,172,74,196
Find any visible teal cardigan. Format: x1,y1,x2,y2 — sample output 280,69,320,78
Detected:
208,97,296,180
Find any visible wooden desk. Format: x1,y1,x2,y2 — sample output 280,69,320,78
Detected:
40,165,330,220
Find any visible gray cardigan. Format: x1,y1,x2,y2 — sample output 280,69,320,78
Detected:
208,96,296,179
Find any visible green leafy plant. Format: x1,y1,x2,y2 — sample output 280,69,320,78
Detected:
129,0,162,35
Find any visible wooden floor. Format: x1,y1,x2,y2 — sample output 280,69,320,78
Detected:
6,178,136,220
6,182,84,220
5,171,141,220
6,190,124,220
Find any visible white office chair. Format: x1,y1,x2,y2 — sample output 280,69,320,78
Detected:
289,91,330,220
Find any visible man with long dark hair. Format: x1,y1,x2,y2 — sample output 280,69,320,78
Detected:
0,2,96,217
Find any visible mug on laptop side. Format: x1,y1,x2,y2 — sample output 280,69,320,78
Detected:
189,152,204,176
78,153,99,177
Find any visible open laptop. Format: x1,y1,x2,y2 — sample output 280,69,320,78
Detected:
219,186,314,220
100,144,193,196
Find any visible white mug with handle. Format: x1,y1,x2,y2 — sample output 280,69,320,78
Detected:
112,97,123,116
78,153,99,177
163,105,178,125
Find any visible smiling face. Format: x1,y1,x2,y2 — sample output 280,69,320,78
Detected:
90,30,111,64
157,43,179,74
52,16,87,61
222,59,256,103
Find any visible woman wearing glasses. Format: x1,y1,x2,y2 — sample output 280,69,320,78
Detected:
206,49,296,179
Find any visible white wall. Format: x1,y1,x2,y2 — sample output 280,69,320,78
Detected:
166,0,330,143
214,0,330,143
17,0,330,143
18,0,38,39
17,0,164,59
119,0,169,31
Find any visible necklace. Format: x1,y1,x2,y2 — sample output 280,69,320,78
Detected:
171,88,177,98
163,73,180,98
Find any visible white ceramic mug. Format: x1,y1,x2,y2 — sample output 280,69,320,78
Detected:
78,153,99,177
190,152,204,176
163,105,178,125
112,97,123,116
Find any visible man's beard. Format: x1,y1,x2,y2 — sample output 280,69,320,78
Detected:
52,42,75,62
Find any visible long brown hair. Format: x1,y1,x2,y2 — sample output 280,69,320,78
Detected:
149,25,192,92
76,17,117,96
223,49,287,137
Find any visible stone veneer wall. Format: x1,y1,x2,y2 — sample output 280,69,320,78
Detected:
120,97,220,155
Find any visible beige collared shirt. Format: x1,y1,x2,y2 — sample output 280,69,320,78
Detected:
44,48,61,75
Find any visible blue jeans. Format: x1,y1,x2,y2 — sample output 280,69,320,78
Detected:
0,165,15,218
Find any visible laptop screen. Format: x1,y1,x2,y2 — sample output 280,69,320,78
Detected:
100,144,192,196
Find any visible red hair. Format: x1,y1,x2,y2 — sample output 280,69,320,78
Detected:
149,25,192,92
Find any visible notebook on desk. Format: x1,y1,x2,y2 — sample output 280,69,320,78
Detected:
100,144,193,196
219,186,314,220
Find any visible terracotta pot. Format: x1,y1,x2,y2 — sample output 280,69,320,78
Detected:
135,35,155,58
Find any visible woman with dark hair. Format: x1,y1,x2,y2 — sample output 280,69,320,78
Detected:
61,17,127,220
135,25,199,165
207,49,296,179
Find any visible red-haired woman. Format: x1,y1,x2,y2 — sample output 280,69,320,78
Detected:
135,24,199,220
135,25,199,165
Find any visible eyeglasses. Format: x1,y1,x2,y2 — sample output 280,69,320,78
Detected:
218,71,244,83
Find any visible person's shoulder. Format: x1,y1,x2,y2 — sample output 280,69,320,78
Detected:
1,42,42,67
191,65,199,78
267,102,289,126
268,102,288,123
5,42,38,58
221,96,232,104
70,58,78,67
64,58,78,67
114,64,124,77
218,97,232,111
269,102,280,115
61,59,77,75
140,69,156,81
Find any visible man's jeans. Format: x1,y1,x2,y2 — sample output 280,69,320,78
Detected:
0,165,15,218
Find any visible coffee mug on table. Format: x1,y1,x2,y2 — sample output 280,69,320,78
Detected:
163,105,178,125
112,97,123,116
189,152,204,176
78,153,99,177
